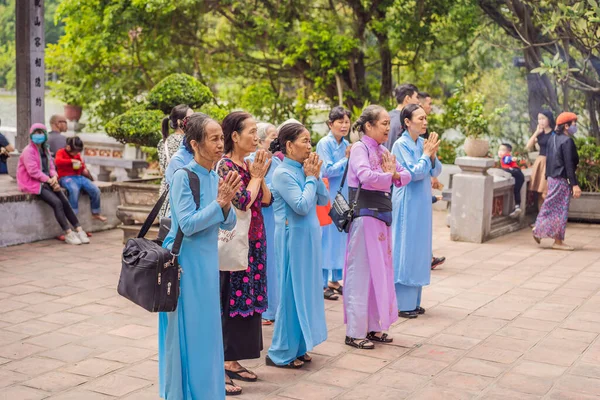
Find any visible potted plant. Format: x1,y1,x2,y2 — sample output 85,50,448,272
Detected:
569,137,600,222
442,84,506,157
50,83,87,121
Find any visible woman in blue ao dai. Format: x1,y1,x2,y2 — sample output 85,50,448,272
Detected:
267,122,330,368
391,104,442,319
316,106,352,301
158,113,242,399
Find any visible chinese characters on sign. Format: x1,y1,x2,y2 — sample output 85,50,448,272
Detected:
30,0,45,123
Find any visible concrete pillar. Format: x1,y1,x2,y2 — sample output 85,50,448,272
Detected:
16,0,45,151
450,157,495,243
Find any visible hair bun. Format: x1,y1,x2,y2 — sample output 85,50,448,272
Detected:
269,137,282,153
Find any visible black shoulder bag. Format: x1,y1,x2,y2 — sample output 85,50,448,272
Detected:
328,141,365,233
117,168,200,312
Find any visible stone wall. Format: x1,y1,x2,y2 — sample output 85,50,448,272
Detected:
0,182,120,247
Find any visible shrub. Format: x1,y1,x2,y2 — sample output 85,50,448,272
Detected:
575,137,600,193
105,109,164,148
198,103,229,124
148,73,213,114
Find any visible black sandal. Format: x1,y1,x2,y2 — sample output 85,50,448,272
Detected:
399,310,418,319
329,284,343,295
415,306,426,315
225,378,242,396
297,354,312,362
265,355,304,369
345,336,375,349
366,332,393,343
226,367,257,382
324,288,339,301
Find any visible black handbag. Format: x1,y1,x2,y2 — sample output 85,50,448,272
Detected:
117,168,200,312
329,141,364,233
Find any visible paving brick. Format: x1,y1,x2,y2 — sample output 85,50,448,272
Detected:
25,332,79,348
0,342,46,360
451,358,508,378
365,369,428,391
306,366,369,388
0,310,42,324
388,355,449,376
85,373,152,397
95,346,156,364
482,387,542,400
62,358,124,377
5,319,61,336
0,368,29,388
332,353,390,373
277,381,345,400
340,383,410,400
43,389,114,400
4,356,65,377
0,385,49,400
40,344,98,363
21,371,88,392
555,374,600,396
467,345,522,364
410,384,477,400
410,344,465,364
429,334,481,350
497,371,555,395
433,370,493,391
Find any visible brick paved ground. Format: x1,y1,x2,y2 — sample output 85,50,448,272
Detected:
1,213,600,399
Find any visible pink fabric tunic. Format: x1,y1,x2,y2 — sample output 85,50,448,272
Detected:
17,142,57,195
343,135,411,338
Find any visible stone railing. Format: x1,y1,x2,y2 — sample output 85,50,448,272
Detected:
444,157,531,243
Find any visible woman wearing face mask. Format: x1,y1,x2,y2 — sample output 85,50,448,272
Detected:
158,104,194,218
533,112,581,251
391,104,442,319
248,122,281,325
316,106,352,300
217,112,272,391
526,110,555,211
17,123,89,245
266,122,329,368
158,113,241,400
343,105,411,349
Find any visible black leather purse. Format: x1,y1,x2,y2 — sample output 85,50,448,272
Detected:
329,141,363,233
117,168,199,312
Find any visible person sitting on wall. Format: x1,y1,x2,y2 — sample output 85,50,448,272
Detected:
55,136,107,222
0,119,15,174
48,115,69,157
498,143,525,218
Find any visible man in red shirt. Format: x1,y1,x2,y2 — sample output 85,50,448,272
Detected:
498,143,525,218
56,137,107,221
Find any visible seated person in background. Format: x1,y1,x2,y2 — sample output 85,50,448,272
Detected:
56,136,107,222
48,115,68,156
498,143,525,218
17,123,89,245
0,121,15,174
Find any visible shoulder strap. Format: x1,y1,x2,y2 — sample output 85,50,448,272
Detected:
137,189,169,239
171,168,200,256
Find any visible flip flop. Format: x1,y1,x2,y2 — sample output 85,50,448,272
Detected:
297,354,312,362
225,378,242,396
323,288,339,301
328,284,343,295
226,367,257,382
266,355,304,369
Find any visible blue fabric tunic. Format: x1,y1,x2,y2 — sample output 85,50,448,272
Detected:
391,132,442,302
316,133,349,280
165,144,193,188
158,161,237,400
268,157,329,365
246,152,282,321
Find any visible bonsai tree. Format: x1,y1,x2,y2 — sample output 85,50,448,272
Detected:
148,73,213,114
105,109,164,148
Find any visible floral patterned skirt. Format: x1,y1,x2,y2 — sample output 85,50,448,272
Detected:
534,177,570,241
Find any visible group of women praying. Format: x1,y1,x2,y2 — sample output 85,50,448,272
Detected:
155,101,442,399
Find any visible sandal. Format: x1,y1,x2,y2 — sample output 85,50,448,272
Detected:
226,367,257,382
265,355,304,369
532,229,541,244
262,319,273,326
323,288,339,301
366,332,393,343
328,284,343,295
399,310,418,319
345,336,375,349
415,306,426,315
225,378,242,396
297,353,312,362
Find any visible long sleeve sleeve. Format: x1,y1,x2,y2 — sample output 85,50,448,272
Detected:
432,157,443,178
217,159,252,211
220,203,237,231
23,149,50,183
316,178,329,206
393,140,432,182
54,149,73,168
563,138,579,187
352,143,393,190
393,161,412,187
317,140,347,179
274,171,319,216
171,169,225,236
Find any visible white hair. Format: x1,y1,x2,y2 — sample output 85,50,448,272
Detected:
257,122,276,141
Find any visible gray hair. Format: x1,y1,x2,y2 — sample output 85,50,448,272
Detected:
277,118,302,132
257,122,276,141
352,105,386,134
